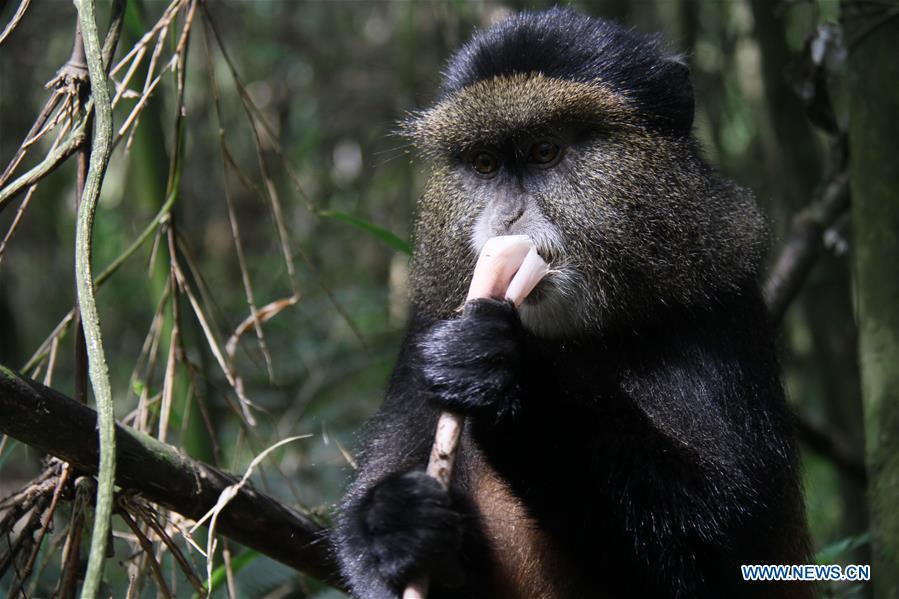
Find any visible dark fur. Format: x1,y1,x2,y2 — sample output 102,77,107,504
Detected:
440,8,694,136
335,8,811,599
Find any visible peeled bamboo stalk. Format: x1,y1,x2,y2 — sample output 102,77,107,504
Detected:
403,237,549,599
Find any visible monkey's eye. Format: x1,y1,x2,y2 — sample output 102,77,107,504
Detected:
529,141,561,166
471,151,500,177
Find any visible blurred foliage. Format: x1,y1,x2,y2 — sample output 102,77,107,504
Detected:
0,0,869,597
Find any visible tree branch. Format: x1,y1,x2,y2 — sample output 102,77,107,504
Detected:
764,170,850,325
792,411,867,485
0,365,343,589
761,169,869,483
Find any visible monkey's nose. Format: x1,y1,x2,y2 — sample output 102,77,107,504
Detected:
502,206,525,229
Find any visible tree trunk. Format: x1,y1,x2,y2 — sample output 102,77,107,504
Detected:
845,4,899,596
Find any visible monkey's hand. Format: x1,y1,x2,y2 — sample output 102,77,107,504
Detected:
343,471,463,594
417,297,526,421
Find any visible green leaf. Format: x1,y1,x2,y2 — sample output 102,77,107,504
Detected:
319,210,412,255
814,532,871,564
0,439,19,469
195,550,260,598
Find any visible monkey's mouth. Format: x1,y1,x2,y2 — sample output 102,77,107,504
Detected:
534,245,559,266
521,281,550,304
519,246,564,305
520,270,558,305
515,266,580,338
520,253,578,308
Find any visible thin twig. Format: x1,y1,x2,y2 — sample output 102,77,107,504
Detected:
123,285,168,430
225,297,298,362
190,436,310,598
0,174,39,268
0,117,88,213
0,494,50,582
112,0,196,152
21,185,178,375
125,499,205,594
200,6,369,349
0,0,30,46
0,110,75,268
202,28,276,381
200,7,302,297
109,0,183,78
0,94,62,187
8,466,71,596
101,0,126,74
117,508,175,599
56,477,91,599
74,25,92,407
170,254,258,426
0,0,122,216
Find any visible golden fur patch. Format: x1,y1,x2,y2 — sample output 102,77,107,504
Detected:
404,73,635,156
469,453,579,598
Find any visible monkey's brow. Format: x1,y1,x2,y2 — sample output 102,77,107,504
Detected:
401,73,634,156
451,123,576,152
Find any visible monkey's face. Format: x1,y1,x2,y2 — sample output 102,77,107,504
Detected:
406,74,765,338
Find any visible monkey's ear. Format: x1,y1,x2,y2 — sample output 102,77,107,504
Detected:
646,55,694,136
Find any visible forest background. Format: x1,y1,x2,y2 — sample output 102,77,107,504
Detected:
0,1,896,598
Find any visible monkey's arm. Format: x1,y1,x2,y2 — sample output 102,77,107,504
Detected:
335,322,471,598
336,300,532,597
603,293,808,592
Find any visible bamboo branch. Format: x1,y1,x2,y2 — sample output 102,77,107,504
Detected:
74,22,91,409
72,0,116,595
0,119,88,213
0,0,122,212
0,93,64,188
0,365,342,588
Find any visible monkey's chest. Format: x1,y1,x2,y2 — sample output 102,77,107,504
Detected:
467,454,586,599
